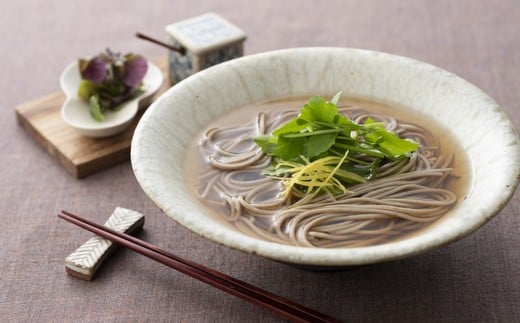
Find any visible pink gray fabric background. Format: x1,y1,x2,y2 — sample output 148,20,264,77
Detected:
1,0,519,321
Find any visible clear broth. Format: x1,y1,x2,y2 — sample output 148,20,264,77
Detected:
182,96,471,245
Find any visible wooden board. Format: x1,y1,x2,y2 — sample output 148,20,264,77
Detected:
15,58,171,178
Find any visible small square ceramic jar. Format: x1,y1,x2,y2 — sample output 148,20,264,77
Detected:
165,13,246,84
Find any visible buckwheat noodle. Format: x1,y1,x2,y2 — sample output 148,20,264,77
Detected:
196,106,457,248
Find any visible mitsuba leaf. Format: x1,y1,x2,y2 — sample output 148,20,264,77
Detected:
335,115,359,130
376,131,419,158
276,136,305,161
306,133,337,158
273,117,309,136
364,131,383,145
253,135,278,155
300,96,337,124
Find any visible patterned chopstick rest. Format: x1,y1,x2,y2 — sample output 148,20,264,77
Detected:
64,207,145,281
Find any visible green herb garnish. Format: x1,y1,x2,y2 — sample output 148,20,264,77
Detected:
253,93,419,195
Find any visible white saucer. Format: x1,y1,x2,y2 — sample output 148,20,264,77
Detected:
60,59,163,138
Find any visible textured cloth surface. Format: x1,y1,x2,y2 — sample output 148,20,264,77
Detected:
1,1,519,322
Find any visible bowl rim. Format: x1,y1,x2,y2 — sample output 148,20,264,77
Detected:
131,47,520,266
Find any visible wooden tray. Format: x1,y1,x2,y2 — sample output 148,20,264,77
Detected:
15,58,170,178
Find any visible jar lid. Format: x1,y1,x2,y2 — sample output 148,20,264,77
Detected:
165,13,246,55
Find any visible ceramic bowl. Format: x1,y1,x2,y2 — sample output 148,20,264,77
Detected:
131,48,520,267
60,60,163,138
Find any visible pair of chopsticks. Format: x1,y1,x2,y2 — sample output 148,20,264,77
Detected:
58,210,340,323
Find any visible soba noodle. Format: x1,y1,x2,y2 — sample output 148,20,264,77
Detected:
195,104,458,248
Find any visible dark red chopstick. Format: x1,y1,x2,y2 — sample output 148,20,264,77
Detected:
135,32,186,55
58,210,340,323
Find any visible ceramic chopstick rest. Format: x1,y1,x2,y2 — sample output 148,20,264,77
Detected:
64,207,145,281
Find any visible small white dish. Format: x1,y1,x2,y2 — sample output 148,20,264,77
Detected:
60,60,163,138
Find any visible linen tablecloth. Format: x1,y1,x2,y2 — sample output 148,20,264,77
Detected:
1,1,519,321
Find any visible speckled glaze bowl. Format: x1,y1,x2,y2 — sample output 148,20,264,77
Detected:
131,48,520,267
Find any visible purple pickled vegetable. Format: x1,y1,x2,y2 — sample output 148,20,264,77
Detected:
122,54,148,88
79,57,107,84
77,49,149,121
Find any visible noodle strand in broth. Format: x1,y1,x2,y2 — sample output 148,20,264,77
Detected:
195,104,458,248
